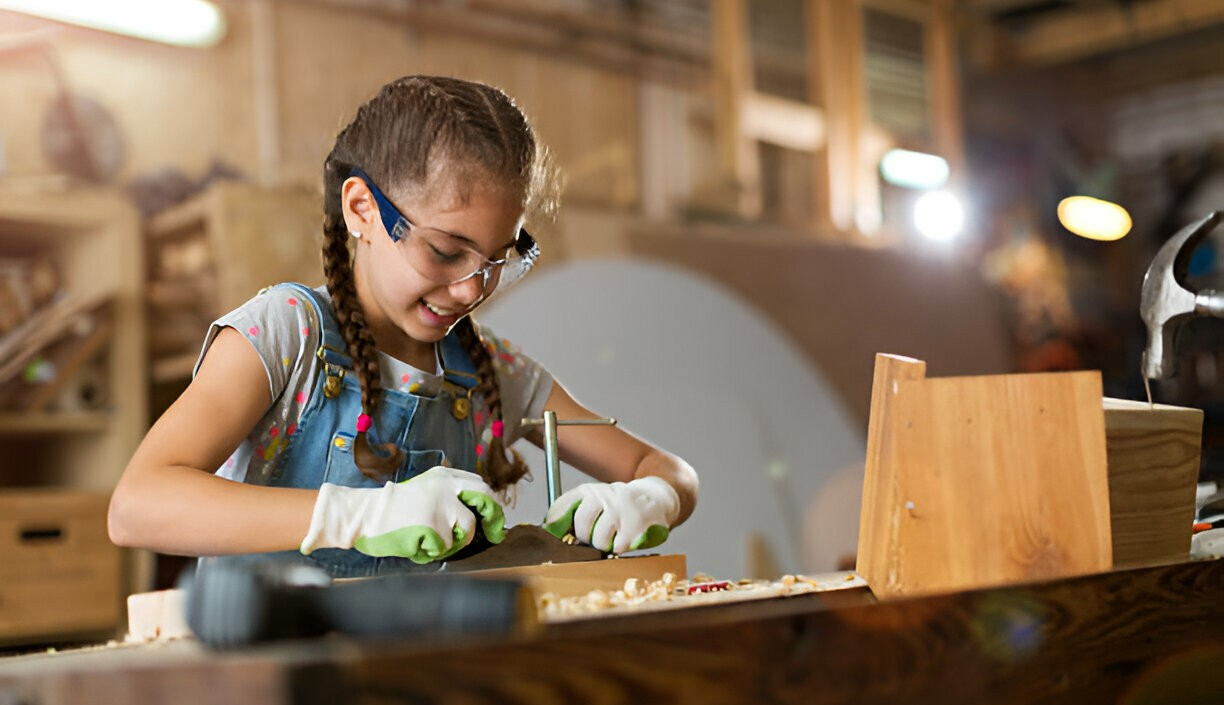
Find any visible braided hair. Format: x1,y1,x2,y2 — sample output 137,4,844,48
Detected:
320,76,561,486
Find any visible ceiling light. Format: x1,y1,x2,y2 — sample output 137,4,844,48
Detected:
880,149,950,190
0,0,227,48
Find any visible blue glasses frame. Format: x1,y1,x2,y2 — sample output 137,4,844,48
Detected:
349,168,537,262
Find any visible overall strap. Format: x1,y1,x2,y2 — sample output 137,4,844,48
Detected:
274,282,352,369
438,325,479,392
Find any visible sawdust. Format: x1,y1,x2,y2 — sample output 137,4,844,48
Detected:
537,571,867,621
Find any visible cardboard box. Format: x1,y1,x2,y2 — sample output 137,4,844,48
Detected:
0,490,122,644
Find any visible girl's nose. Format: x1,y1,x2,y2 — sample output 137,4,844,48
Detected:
448,272,488,306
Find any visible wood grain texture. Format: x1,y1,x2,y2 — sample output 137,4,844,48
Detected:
858,355,1114,598
1102,398,1203,567
4,560,1223,705
330,559,1224,705
857,353,925,593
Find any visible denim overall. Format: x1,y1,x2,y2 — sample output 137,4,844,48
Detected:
197,282,481,580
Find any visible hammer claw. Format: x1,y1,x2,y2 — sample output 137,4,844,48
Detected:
1141,211,1224,380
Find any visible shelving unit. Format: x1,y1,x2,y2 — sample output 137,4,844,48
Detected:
0,185,145,644
145,181,321,392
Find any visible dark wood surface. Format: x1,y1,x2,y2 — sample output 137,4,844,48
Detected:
3,559,1223,705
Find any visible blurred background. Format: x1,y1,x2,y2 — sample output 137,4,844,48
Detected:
1,0,1223,584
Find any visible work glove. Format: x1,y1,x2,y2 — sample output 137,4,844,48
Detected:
543,476,680,554
300,466,505,564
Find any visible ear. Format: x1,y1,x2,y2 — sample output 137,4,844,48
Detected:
341,176,377,237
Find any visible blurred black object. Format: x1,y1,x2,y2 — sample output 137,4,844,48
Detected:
182,559,532,649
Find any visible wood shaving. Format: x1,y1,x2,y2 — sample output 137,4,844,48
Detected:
537,571,867,621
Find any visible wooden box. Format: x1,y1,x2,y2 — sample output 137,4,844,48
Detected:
0,490,122,644
856,354,1202,600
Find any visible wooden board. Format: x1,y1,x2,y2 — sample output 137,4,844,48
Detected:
857,354,1114,599
1102,397,1202,567
468,553,686,600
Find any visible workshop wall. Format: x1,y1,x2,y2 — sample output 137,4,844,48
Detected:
0,1,641,209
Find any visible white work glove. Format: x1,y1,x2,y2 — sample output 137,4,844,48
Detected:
300,466,505,564
543,476,680,554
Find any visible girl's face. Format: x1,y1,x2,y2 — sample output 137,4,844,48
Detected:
343,174,525,361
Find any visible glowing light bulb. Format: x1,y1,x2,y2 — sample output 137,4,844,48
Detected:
1057,196,1132,241
914,190,965,242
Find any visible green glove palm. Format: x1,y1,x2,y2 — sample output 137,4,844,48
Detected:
543,476,680,554
301,467,505,564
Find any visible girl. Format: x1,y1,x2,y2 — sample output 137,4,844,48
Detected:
108,75,698,577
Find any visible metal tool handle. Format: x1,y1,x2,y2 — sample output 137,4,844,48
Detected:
521,411,617,505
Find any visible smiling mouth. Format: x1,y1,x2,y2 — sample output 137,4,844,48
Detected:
423,301,469,317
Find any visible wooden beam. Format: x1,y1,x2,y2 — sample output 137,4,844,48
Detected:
972,0,1224,69
710,0,762,219
808,0,867,237
741,91,826,152
927,0,965,180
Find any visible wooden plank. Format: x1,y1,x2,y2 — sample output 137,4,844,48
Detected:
856,353,926,594
858,355,1114,598
469,553,687,600
0,412,109,434
1102,397,1202,568
126,589,191,643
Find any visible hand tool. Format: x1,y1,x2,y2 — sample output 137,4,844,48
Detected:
440,411,618,570
183,559,534,649
520,411,618,505
1140,211,1224,380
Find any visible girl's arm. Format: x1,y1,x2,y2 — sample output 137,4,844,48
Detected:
524,381,698,525
108,327,318,555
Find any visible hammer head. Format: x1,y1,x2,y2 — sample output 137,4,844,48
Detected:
1141,211,1223,379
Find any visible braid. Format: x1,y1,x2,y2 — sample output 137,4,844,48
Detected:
456,316,530,491
321,212,404,481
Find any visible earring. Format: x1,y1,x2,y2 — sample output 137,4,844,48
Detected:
350,230,362,239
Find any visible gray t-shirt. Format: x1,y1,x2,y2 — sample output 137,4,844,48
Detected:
196,285,554,485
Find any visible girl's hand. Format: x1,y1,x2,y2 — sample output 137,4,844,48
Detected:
542,476,680,554
300,467,505,564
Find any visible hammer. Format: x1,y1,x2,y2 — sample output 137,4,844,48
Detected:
1141,211,1224,379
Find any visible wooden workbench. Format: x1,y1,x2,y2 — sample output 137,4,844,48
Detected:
2,558,1222,705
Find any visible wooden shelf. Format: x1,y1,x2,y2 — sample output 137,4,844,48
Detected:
0,412,110,434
